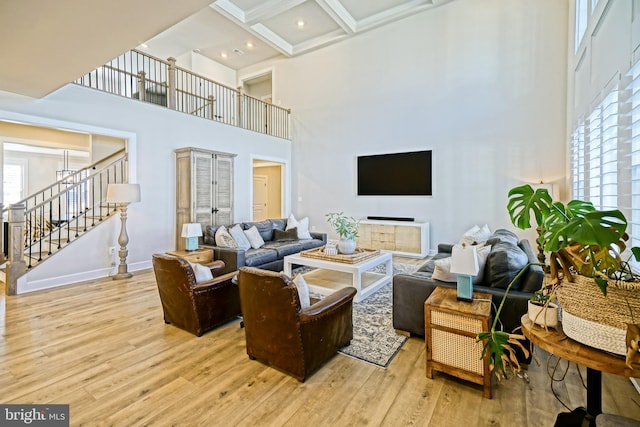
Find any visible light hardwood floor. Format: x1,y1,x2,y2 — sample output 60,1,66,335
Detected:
1,259,640,426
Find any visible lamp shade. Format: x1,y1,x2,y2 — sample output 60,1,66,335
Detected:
450,244,480,276
106,184,141,204
181,223,203,238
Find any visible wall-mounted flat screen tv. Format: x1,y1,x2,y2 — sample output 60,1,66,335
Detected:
357,150,432,196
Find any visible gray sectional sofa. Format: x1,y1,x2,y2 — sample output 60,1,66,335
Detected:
201,218,326,274
393,229,544,339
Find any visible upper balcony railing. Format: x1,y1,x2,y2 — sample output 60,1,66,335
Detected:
75,50,291,140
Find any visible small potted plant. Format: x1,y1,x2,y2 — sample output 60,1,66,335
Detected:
325,212,360,255
527,287,559,328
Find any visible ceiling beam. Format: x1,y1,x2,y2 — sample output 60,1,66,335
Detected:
315,0,356,34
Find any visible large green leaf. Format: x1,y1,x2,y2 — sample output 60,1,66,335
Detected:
507,185,553,230
565,199,596,219
477,330,511,378
542,210,627,252
542,200,595,232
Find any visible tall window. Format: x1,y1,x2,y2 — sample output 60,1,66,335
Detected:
3,161,25,205
575,0,588,52
571,63,640,263
629,61,640,248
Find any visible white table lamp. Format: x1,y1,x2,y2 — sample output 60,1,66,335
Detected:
181,223,203,251
106,183,141,280
450,243,479,302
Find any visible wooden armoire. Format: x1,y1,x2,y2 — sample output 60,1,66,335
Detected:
175,147,235,250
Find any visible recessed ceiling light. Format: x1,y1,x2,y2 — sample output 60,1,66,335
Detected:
193,48,201,53
246,42,254,48
297,20,305,27
139,43,149,49
221,52,228,58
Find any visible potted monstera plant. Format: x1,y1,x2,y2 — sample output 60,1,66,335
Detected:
507,185,640,357
479,184,640,378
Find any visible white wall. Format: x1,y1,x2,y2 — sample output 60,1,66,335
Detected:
176,51,237,89
0,85,290,292
241,0,569,246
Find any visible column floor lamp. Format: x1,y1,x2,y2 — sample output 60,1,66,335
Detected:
107,183,141,280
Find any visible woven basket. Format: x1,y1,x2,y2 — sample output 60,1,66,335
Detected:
556,275,640,355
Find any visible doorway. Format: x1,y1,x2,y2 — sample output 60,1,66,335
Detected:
252,159,283,221
241,72,272,101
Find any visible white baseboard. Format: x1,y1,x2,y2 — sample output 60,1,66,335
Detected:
17,260,153,294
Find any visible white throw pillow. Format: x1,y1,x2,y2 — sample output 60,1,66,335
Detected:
460,224,492,246
286,213,312,240
293,274,311,309
244,225,265,249
473,244,491,284
431,257,458,282
214,225,238,248
229,224,251,250
188,261,213,283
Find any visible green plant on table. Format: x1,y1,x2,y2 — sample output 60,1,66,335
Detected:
325,212,360,240
478,184,640,380
507,184,640,294
529,287,554,306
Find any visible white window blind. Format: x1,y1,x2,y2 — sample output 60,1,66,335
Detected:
571,124,585,201
575,88,619,211
629,60,640,248
600,90,619,210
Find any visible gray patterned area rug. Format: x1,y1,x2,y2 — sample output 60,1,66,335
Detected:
304,261,422,368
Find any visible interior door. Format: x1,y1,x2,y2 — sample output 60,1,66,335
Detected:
193,150,214,226
253,174,268,221
213,154,233,225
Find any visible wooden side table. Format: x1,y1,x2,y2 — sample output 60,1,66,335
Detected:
166,248,213,264
425,286,493,398
521,314,640,419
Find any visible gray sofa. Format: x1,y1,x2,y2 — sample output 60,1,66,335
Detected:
393,229,544,339
201,218,326,275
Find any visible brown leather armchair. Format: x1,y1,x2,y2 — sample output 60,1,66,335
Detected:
238,267,357,381
152,254,241,336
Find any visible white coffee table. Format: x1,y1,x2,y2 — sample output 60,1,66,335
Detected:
283,252,393,302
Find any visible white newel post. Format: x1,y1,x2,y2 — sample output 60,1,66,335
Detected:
167,57,177,111
6,204,26,295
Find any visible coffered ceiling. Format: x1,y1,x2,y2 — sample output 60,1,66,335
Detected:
141,0,454,70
